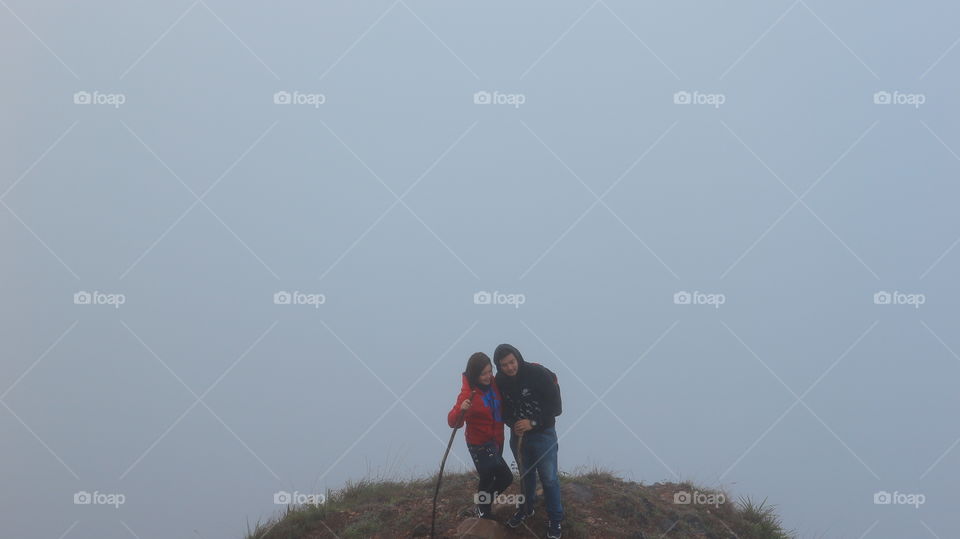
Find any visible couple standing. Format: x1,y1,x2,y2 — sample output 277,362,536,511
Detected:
446,344,564,539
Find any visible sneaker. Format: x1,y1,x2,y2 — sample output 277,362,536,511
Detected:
546,520,562,539
505,507,534,528
474,505,494,520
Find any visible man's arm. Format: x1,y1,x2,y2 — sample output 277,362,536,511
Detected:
512,368,556,434
502,392,517,428
498,379,516,428
532,366,561,424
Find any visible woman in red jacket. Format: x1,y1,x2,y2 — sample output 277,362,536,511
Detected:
448,352,513,519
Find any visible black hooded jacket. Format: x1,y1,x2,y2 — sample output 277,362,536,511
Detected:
493,344,562,432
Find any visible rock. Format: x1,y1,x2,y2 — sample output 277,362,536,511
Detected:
411,523,430,537
455,517,507,539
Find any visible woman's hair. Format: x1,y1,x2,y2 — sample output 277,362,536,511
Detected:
465,352,492,388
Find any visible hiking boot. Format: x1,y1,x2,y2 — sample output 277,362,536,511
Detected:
546,520,562,539
505,507,534,528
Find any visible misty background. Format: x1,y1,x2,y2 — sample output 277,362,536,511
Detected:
2,1,959,538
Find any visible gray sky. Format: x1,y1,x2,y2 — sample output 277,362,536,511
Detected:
2,1,959,538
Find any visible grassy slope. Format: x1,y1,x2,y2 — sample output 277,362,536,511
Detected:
245,467,793,538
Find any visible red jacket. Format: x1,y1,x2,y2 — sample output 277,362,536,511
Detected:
447,374,505,449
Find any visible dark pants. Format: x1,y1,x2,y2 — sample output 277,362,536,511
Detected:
510,427,564,522
468,441,513,514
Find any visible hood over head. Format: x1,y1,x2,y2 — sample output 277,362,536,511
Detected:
493,343,525,373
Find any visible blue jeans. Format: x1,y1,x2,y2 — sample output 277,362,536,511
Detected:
510,426,564,522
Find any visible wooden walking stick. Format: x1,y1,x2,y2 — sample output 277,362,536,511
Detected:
516,431,525,513
431,390,476,538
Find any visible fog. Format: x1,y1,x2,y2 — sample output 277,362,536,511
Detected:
2,2,958,538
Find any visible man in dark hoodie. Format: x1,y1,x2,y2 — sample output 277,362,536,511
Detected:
493,343,564,539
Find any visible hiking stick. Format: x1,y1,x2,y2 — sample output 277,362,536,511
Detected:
516,431,525,512
431,390,476,538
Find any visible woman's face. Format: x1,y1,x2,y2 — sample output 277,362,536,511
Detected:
478,364,493,386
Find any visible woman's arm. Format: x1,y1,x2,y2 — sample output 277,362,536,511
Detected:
447,390,473,428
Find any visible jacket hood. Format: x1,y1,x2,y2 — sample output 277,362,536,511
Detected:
459,372,475,393
493,343,525,373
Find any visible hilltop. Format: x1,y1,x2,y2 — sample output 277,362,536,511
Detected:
244,467,793,538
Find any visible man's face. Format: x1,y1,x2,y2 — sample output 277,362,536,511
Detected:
500,353,519,377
